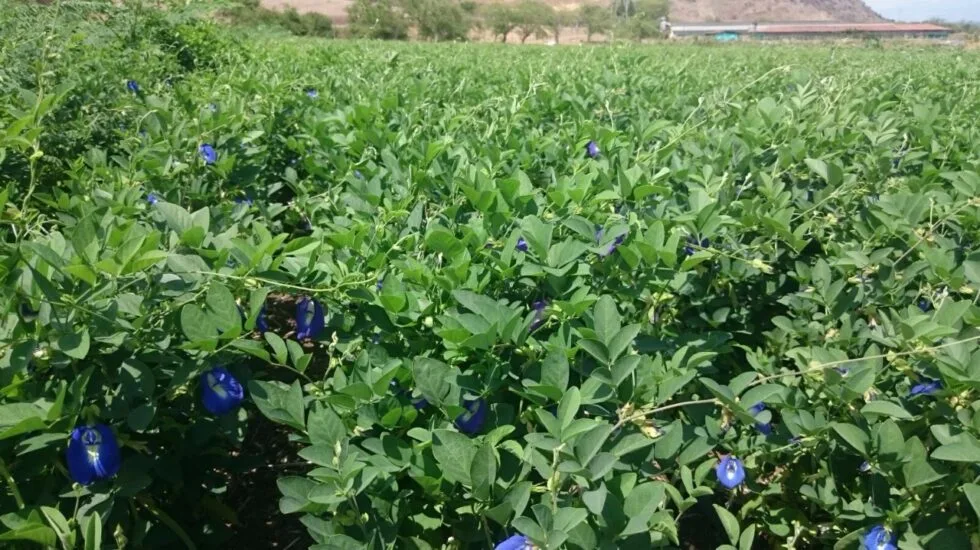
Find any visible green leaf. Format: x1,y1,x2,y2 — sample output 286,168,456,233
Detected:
83,511,101,550
621,482,665,536
540,349,569,392
831,422,870,455
738,384,783,409
557,387,580,430
206,283,240,333
307,406,347,447
470,443,497,501
431,429,477,485
54,328,90,360
0,522,57,546
575,423,613,467
861,401,913,420
156,202,194,235
932,440,980,462
738,524,756,550
71,218,99,265
712,504,740,544
264,332,288,364
180,304,217,343
249,380,305,431
805,157,843,187
592,295,621,345
963,484,980,523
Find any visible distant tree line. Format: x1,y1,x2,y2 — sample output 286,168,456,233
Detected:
346,0,670,43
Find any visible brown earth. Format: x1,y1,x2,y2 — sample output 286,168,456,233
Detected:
262,0,885,28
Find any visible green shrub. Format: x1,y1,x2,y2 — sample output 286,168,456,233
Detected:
347,0,409,40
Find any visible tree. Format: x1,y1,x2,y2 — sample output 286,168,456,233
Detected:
402,0,471,41
545,8,571,44
621,0,669,41
577,4,612,42
483,3,518,42
513,0,551,44
347,0,409,40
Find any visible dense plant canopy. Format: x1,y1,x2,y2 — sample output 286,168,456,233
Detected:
2,1,980,549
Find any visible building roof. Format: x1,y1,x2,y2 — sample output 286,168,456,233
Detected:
671,22,952,35
757,23,951,34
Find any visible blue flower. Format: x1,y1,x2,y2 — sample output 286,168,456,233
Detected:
306,88,318,98
529,300,547,332
594,226,604,243
256,305,269,333
917,299,931,312
496,534,532,550
909,379,941,397
715,455,745,489
516,238,528,252
296,297,325,341
863,525,898,550
600,234,626,257
19,302,38,322
748,403,772,434
126,80,140,93
200,367,245,415
66,424,121,485
208,103,218,113
235,196,253,206
354,170,363,179
859,461,872,473
376,278,384,291
585,140,600,159
684,237,710,256
147,193,159,206
835,367,850,376
199,143,217,165
455,398,488,434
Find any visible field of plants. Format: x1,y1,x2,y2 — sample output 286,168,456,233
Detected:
2,1,980,549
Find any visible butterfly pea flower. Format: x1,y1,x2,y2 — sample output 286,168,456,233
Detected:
19,302,38,322
496,534,533,550
684,236,709,256
908,379,941,397
715,455,745,489
66,424,121,485
376,278,384,291
235,196,253,206
354,170,363,179
455,398,488,434
208,103,218,113
296,297,325,341
200,367,245,415
747,403,772,435
863,525,898,550
529,300,547,332
305,87,318,98
199,143,217,165
585,140,600,159
917,299,931,313
146,193,159,206
126,80,140,93
413,397,429,410
859,461,872,473
600,234,626,257
516,238,528,252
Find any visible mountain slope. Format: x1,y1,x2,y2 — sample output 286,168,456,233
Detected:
262,0,886,24
668,0,884,22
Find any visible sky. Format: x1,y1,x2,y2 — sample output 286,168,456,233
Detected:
864,0,980,22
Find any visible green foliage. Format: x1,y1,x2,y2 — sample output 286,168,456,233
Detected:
619,0,669,40
3,1,980,549
347,0,410,40
222,2,334,38
483,2,519,42
402,0,472,41
513,0,553,43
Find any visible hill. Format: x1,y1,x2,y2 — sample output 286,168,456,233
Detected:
263,0,885,24
669,0,883,22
